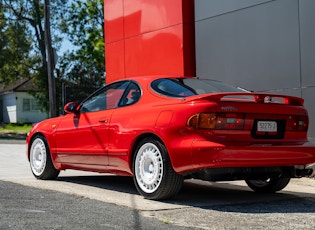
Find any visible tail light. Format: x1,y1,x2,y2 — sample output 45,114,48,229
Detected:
187,113,245,130
287,116,308,131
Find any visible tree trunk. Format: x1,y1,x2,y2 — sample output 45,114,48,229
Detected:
44,0,57,118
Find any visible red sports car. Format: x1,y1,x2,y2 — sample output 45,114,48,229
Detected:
26,76,315,200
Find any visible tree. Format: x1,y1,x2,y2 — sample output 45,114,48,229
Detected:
58,0,105,87
1,0,105,115
45,0,57,117
1,0,66,115
0,3,36,85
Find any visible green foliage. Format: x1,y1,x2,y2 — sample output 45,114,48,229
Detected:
60,0,104,52
58,0,105,85
0,6,33,85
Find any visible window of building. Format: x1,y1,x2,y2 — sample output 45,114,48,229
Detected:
23,99,31,111
23,98,40,112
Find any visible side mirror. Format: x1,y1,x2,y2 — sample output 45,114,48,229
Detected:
64,102,79,114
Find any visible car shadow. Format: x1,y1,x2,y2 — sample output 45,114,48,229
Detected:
173,179,315,214
57,175,138,195
57,175,315,214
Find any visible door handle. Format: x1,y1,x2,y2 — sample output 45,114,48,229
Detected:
99,119,108,123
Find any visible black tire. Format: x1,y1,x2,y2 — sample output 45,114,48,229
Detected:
133,137,183,200
245,177,290,193
29,135,60,180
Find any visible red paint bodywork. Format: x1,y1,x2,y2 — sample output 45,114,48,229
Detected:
26,76,315,177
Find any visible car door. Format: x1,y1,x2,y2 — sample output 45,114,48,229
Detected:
107,82,142,167
55,81,131,166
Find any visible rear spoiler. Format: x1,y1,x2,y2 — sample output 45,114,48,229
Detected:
186,92,304,106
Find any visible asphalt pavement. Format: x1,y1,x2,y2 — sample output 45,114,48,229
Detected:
0,180,192,230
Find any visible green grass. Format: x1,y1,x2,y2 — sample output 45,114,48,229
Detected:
0,123,32,134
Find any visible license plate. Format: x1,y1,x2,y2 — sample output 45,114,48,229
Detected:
257,121,277,132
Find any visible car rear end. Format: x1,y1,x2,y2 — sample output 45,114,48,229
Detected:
184,92,315,181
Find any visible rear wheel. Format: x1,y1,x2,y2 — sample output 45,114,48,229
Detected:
29,135,60,180
245,177,290,193
133,137,183,200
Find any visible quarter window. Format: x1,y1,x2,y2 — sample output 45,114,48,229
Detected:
119,82,141,106
80,81,130,112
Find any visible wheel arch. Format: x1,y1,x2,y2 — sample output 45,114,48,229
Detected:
130,133,168,170
27,132,58,169
27,132,46,160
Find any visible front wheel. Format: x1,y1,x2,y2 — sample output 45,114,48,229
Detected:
133,137,183,200
245,177,290,193
29,135,60,180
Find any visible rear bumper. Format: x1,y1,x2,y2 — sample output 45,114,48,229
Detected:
191,141,315,171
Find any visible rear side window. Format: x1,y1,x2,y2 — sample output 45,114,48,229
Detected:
151,78,244,98
151,78,195,97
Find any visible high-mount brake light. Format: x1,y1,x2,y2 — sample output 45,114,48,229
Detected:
187,113,245,130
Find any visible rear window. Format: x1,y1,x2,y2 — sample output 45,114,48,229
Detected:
151,78,245,98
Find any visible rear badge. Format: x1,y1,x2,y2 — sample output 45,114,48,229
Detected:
221,106,238,112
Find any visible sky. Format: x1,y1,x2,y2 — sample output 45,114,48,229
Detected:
58,39,76,55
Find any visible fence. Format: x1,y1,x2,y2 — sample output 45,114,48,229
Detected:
61,83,100,107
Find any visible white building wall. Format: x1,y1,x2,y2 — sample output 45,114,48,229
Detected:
16,92,47,123
195,0,315,138
0,92,47,123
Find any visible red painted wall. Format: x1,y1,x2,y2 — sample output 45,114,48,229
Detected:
104,0,195,83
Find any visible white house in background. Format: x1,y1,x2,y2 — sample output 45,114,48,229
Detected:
0,78,47,123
